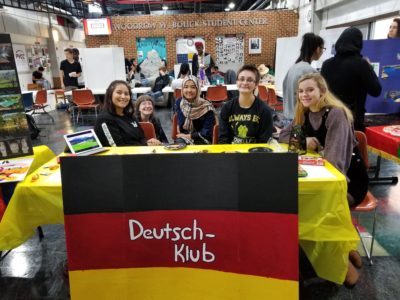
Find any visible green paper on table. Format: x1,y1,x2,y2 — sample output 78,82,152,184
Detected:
298,165,308,177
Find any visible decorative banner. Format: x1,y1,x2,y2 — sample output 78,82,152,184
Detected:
215,34,244,73
61,154,298,299
0,34,33,159
362,39,400,114
12,44,29,72
136,37,167,78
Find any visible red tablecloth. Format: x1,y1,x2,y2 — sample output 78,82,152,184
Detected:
365,126,400,161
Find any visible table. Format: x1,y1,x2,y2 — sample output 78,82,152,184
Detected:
162,84,238,93
365,126,399,184
0,144,358,284
64,87,151,96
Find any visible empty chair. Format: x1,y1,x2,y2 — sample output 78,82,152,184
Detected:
258,85,269,103
171,113,179,141
71,89,99,124
174,88,182,99
212,124,219,144
32,90,54,123
352,130,379,266
139,122,156,141
206,85,228,108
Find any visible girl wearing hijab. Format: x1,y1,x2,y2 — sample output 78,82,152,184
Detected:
175,75,216,144
321,27,381,131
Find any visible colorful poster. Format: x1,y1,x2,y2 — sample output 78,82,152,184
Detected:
363,39,400,114
61,154,299,299
0,33,33,159
136,37,167,78
0,157,33,183
13,44,29,72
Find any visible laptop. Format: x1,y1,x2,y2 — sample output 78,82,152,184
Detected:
64,129,108,156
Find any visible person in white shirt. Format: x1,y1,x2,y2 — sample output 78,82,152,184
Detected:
171,63,191,91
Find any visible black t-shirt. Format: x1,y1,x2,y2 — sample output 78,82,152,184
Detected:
32,71,43,83
60,59,82,87
219,97,273,144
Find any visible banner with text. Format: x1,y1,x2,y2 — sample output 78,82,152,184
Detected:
61,153,298,299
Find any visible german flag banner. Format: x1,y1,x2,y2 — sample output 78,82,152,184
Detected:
61,153,298,299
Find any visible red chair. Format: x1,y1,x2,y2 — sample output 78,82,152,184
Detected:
32,90,54,123
212,124,219,144
352,130,378,266
174,88,182,99
171,113,179,141
206,85,228,108
72,89,99,124
258,85,269,103
139,122,156,141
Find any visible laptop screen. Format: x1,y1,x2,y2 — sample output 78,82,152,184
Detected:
64,129,102,154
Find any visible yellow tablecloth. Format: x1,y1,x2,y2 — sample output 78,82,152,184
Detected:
0,144,358,284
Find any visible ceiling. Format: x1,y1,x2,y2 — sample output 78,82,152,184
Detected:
0,0,286,19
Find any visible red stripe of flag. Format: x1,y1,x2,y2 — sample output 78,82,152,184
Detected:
65,210,298,281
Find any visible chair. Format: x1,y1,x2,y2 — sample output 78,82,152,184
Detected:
139,122,156,141
71,89,99,124
258,85,269,103
171,113,179,141
32,90,54,123
352,130,378,265
206,85,228,108
174,88,182,99
54,89,67,104
212,124,219,144
27,83,42,91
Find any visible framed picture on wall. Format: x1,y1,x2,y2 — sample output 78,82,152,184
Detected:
249,38,262,54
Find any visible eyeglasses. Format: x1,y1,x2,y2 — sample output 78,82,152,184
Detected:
237,77,256,83
322,47,326,51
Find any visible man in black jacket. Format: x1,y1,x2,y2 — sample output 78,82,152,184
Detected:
321,27,382,131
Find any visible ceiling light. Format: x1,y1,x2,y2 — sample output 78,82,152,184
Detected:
228,2,235,9
225,8,230,12
162,5,168,10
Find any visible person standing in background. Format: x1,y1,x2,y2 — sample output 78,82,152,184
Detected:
60,48,82,92
192,41,215,84
388,18,400,38
321,27,382,131
282,33,325,123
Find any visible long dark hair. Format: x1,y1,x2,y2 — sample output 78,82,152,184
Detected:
103,80,134,117
295,33,324,63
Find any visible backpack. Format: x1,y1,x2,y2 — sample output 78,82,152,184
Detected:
26,114,40,140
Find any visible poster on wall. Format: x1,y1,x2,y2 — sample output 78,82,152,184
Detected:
136,37,167,78
249,38,262,54
0,34,33,160
175,37,205,64
362,39,400,114
12,44,29,72
215,34,244,73
61,154,298,299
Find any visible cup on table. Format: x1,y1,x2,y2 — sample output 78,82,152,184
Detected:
69,72,77,77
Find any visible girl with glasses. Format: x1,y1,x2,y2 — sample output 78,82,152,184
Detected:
218,64,273,144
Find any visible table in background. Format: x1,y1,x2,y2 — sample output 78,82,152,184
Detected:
162,84,238,93
0,144,358,284
365,126,399,184
64,87,151,96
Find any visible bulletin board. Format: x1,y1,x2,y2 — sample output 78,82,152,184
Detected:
0,34,33,159
215,34,244,73
136,37,167,78
175,37,205,64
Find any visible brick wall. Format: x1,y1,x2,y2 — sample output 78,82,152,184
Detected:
86,10,298,69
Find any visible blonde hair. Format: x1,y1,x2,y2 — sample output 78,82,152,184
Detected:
293,73,353,125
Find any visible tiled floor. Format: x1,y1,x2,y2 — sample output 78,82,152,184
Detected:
1,109,399,299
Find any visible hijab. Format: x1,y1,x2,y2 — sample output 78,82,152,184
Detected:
180,75,215,131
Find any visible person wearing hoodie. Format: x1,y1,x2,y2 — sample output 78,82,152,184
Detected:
321,27,382,131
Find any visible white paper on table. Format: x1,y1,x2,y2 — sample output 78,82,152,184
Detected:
300,165,336,179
